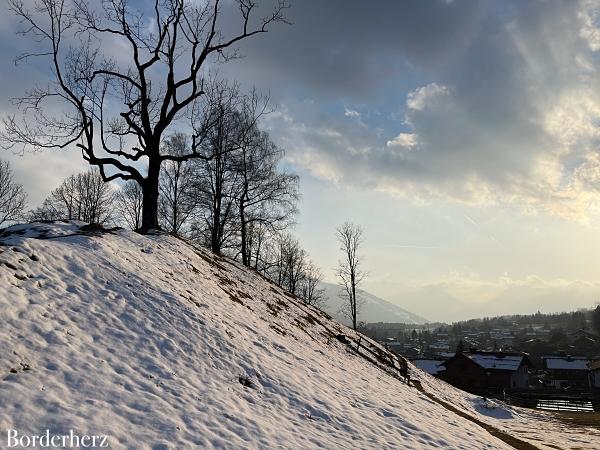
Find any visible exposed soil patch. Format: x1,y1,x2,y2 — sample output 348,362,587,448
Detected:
552,411,600,431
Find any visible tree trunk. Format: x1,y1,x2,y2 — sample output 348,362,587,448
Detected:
211,196,221,253
141,156,161,231
240,200,248,266
351,272,357,330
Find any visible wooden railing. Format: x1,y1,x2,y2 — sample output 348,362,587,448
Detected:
504,390,600,412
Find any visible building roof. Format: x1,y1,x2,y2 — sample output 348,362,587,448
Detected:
443,351,529,372
542,356,589,371
467,353,524,371
570,329,597,339
412,359,445,375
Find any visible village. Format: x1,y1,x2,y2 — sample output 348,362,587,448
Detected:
364,310,600,412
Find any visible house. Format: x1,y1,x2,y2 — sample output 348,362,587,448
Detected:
428,341,450,353
436,351,456,360
411,359,445,377
440,351,532,395
590,360,600,388
542,355,590,389
569,329,597,341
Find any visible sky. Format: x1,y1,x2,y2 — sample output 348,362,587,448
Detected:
3,0,600,322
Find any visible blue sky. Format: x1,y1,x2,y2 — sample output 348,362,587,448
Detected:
3,0,600,321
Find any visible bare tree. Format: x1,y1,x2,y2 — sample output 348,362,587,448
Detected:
298,261,326,309
0,160,27,227
336,222,366,330
2,0,288,231
114,180,143,230
30,169,114,225
244,220,270,270
159,133,196,234
269,233,306,295
234,106,298,266
190,85,244,253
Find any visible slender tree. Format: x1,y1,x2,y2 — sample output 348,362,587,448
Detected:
190,87,243,253
159,133,196,234
298,261,326,309
114,180,143,230
336,222,366,330
234,110,298,266
269,233,306,295
0,160,27,227
2,0,288,231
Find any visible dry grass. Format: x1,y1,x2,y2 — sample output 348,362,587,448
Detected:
551,411,600,430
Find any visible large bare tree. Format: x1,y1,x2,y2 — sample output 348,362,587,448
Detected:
2,0,288,231
336,222,366,330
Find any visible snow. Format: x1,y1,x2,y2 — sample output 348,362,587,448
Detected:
417,368,600,449
543,357,589,370
0,222,596,449
472,398,514,420
467,354,523,371
411,359,445,375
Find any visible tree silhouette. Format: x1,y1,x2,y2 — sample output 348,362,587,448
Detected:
2,0,288,231
336,222,366,330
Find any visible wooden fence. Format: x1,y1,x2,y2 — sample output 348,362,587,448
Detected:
504,390,600,412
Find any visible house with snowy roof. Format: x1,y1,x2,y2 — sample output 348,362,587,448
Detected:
411,359,446,376
440,351,532,395
541,355,590,389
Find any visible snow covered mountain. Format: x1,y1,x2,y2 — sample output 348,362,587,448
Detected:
320,282,428,325
0,222,595,449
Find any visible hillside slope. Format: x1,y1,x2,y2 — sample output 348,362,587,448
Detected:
320,282,427,325
0,222,596,449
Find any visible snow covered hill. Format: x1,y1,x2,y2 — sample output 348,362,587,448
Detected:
320,282,428,325
0,222,597,449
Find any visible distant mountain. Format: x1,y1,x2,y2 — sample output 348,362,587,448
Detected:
320,282,428,325
390,279,600,323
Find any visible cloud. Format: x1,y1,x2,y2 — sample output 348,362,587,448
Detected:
249,0,600,221
405,83,450,112
386,133,417,149
221,0,485,97
344,108,360,118
4,0,600,222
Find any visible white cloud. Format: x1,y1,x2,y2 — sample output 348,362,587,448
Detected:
344,108,360,118
405,83,450,111
386,132,417,149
